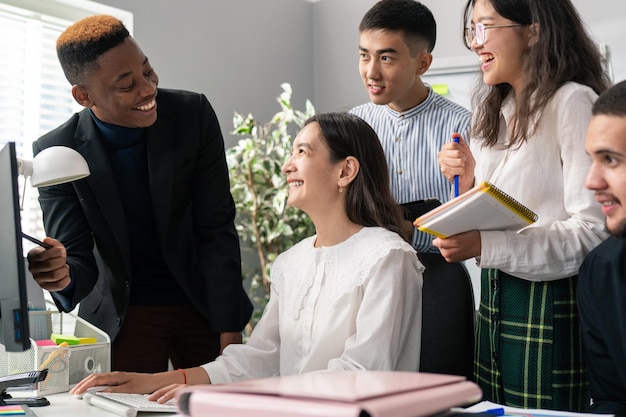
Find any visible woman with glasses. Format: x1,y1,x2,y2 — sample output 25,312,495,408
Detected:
437,0,611,411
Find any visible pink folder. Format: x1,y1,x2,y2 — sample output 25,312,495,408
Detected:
176,371,482,417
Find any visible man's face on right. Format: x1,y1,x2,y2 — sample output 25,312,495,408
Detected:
585,114,626,237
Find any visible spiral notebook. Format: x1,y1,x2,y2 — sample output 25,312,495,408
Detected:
413,182,537,239
176,371,482,417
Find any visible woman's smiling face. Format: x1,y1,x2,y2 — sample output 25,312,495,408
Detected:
470,0,530,94
282,122,342,215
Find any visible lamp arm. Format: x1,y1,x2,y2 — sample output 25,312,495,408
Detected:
15,158,34,210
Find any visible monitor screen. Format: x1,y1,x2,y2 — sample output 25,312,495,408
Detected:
0,142,31,352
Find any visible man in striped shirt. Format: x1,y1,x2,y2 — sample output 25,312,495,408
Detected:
351,0,471,253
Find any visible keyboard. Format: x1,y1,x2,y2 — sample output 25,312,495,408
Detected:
83,392,178,416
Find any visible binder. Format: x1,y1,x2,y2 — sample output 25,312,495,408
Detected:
176,371,482,417
413,182,537,239
400,199,442,221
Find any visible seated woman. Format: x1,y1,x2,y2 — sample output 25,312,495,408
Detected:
71,112,424,402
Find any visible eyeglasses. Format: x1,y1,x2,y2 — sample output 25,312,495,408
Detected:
464,22,523,48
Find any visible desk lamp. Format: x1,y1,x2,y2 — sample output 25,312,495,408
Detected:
17,146,90,187
16,146,90,246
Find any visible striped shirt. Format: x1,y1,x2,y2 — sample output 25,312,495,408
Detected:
350,87,471,252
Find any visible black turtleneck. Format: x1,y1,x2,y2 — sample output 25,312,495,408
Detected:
90,110,187,306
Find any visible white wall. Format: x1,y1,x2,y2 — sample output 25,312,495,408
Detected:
572,1,626,82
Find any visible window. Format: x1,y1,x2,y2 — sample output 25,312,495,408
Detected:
0,0,132,245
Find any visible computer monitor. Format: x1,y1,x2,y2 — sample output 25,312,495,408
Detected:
0,142,31,352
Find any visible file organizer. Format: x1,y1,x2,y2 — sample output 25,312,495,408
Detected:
0,304,110,395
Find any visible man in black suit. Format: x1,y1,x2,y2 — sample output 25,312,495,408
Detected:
26,15,252,373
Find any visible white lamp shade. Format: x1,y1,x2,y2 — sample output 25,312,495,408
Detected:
30,146,90,187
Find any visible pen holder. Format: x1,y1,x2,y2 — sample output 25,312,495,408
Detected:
0,306,111,395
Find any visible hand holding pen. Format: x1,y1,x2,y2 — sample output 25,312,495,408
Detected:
26,237,72,293
437,133,475,196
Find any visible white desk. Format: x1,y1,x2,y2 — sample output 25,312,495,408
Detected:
28,393,183,417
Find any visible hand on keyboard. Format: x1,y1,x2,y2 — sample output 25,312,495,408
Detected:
74,385,109,399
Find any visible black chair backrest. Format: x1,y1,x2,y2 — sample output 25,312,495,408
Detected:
418,252,475,381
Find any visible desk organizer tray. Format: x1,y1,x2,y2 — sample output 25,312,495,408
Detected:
0,306,110,395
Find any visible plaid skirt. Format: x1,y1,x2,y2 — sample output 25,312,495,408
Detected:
474,269,589,411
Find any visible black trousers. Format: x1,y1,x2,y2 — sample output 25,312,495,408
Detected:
111,305,221,372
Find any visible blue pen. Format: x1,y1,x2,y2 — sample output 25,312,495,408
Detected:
484,407,505,416
452,133,461,197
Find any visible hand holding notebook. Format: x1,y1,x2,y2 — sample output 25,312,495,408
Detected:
413,182,537,238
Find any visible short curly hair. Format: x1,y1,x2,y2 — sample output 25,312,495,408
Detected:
57,15,130,85
593,80,626,118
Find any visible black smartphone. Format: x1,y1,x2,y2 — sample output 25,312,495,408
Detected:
400,198,442,221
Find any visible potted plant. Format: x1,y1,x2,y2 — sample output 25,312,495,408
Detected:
226,83,316,331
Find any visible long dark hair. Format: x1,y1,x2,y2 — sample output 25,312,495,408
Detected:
462,0,611,148
305,112,407,240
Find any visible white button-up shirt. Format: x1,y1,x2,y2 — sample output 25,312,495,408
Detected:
473,82,608,281
202,227,424,383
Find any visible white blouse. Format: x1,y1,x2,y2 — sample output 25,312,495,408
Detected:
472,82,608,281
201,227,424,383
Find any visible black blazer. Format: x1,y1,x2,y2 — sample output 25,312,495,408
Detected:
34,89,252,340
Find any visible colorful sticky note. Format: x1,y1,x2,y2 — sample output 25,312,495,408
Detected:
0,405,26,415
50,333,79,345
432,84,449,95
34,339,57,347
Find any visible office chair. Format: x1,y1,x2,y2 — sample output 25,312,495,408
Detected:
417,252,475,381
